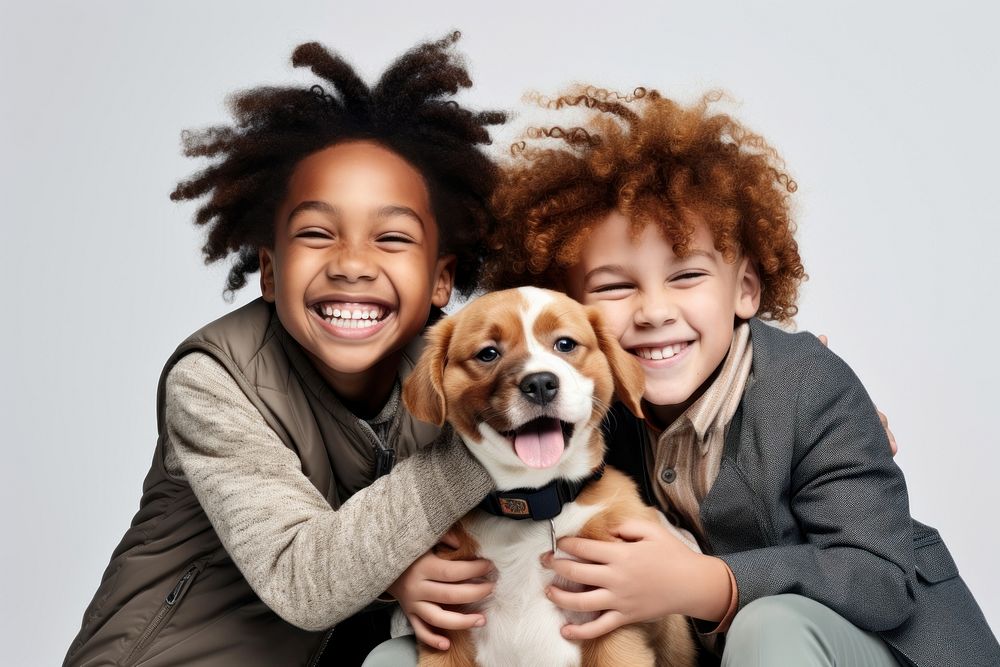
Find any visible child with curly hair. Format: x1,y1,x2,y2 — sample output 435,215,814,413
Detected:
391,88,998,666
63,33,504,667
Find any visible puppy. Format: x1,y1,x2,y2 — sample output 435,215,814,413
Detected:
402,287,696,667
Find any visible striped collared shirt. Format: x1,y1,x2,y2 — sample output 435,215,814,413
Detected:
646,322,753,549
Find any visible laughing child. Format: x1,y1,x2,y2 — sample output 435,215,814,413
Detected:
64,34,504,666
481,88,999,666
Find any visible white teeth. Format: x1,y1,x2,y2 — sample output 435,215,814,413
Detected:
325,316,375,327
317,303,387,325
636,343,687,360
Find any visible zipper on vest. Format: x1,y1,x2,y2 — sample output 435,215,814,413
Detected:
357,418,396,479
308,629,334,667
122,561,203,667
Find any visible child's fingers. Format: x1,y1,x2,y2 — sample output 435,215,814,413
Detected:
542,555,612,589
555,536,619,564
409,613,451,651
413,600,486,632
429,555,494,583
561,610,628,641
609,518,659,542
818,334,829,347
877,409,899,456
421,580,494,605
438,528,462,551
545,584,614,614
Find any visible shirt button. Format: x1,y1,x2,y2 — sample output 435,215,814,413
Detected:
660,467,677,484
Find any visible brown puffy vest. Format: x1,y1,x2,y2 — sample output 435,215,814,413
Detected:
64,298,439,666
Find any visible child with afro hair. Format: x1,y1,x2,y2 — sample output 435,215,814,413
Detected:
64,33,504,667
477,88,999,666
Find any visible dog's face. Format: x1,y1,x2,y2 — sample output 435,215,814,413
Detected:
403,287,644,490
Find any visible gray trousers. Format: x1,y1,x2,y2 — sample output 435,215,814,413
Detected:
722,594,900,666
362,594,901,666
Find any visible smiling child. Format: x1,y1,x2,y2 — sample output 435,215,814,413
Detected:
64,34,503,666
483,87,1000,666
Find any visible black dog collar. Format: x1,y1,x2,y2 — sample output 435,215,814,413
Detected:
477,463,607,521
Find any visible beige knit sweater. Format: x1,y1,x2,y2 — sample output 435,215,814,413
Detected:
162,351,493,632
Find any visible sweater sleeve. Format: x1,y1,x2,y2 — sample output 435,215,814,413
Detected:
164,352,494,632
718,349,916,633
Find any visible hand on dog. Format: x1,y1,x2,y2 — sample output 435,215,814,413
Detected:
387,529,495,651
541,518,731,641
818,334,898,455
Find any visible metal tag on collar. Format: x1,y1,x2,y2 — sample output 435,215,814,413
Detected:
498,496,531,517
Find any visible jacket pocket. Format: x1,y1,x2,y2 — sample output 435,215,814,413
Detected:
913,531,960,584
121,559,207,667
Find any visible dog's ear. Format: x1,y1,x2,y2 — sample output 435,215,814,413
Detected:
403,316,455,426
587,307,645,419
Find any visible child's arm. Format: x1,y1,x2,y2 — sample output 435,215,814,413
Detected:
818,334,897,454
164,352,493,632
546,347,915,639
387,529,493,651
543,518,733,640
712,347,915,629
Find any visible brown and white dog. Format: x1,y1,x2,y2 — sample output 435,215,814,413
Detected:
402,287,696,667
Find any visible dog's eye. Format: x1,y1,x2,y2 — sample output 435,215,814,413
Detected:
475,346,500,362
554,337,578,353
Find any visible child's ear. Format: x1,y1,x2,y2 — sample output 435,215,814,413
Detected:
587,307,645,419
735,257,762,319
402,317,455,426
431,254,457,309
259,247,276,303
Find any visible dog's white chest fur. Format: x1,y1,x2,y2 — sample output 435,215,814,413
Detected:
463,499,605,667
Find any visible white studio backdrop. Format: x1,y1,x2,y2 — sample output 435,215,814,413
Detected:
1,1,997,664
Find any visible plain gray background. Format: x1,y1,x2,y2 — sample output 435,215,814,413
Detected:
2,1,997,663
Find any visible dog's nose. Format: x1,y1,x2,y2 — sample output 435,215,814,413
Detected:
519,372,559,405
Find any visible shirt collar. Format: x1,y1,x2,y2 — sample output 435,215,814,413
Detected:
654,321,753,453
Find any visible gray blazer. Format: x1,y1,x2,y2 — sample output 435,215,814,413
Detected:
606,318,999,667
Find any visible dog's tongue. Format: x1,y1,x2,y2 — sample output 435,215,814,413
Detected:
513,418,565,469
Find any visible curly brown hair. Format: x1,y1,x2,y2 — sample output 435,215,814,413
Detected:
484,87,805,321
172,32,505,298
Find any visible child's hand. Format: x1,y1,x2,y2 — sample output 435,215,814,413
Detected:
387,529,494,651
818,334,898,455
541,519,731,641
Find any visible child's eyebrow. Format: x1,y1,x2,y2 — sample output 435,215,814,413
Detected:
287,200,337,223
376,205,425,228
583,265,629,282
681,249,716,263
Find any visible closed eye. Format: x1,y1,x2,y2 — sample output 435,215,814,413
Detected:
672,272,705,282
377,233,416,244
296,229,332,239
591,283,634,293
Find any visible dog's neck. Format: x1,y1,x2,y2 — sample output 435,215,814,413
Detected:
477,462,606,521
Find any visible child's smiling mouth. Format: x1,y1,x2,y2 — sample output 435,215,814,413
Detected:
629,341,692,364
309,301,393,339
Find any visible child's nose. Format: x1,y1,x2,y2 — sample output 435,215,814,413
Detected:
634,293,677,327
326,243,378,282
